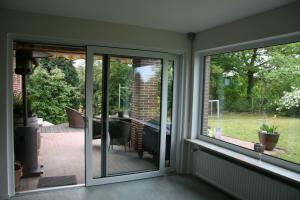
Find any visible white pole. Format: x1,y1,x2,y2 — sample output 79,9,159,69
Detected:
118,84,121,109
217,100,220,118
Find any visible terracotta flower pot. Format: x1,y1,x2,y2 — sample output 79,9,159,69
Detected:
258,131,280,151
14,161,23,189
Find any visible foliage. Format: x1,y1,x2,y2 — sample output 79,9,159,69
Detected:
259,122,278,134
92,59,103,116
109,60,132,114
210,42,300,115
77,65,86,110
277,87,300,116
78,59,133,116
40,57,80,109
168,62,174,118
13,92,23,116
28,67,79,124
13,92,35,117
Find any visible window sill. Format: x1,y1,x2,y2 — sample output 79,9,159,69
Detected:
186,138,300,185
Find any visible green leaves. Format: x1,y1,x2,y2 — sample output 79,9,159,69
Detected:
40,57,80,109
28,67,79,124
260,122,278,134
210,42,300,115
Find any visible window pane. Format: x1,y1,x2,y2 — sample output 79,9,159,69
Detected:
203,41,300,165
92,54,103,178
165,60,174,167
107,56,162,176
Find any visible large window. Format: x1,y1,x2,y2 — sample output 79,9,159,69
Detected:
201,41,300,165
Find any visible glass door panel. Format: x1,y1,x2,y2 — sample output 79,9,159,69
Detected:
86,46,168,185
107,56,162,176
91,55,103,178
165,60,174,167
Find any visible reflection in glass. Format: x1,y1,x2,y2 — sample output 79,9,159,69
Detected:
107,57,162,176
165,61,174,167
92,55,103,178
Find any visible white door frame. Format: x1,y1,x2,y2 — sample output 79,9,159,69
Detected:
4,33,183,197
165,54,180,172
85,46,169,186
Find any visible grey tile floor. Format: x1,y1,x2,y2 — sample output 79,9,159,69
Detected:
13,175,235,200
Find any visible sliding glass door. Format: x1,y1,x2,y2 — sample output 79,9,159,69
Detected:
85,46,169,185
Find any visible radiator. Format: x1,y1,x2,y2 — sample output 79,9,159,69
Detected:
192,150,300,200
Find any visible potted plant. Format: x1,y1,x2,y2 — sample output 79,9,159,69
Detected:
13,92,38,127
258,122,280,151
14,161,23,189
116,108,125,118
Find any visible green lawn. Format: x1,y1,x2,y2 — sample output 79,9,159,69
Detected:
208,113,300,165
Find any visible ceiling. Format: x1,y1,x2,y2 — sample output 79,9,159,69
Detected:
0,0,296,33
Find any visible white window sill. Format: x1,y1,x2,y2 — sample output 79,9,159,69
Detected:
186,138,300,184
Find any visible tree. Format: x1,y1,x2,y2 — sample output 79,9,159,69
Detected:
40,57,80,109
28,67,79,124
277,87,300,116
77,65,86,110
212,49,267,104
75,59,133,116
168,62,174,118
109,60,132,114
211,42,300,113
92,60,103,116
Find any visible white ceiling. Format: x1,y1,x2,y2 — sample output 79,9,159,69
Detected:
0,0,296,33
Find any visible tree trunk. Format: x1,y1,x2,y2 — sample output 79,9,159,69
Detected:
247,71,254,107
246,49,258,110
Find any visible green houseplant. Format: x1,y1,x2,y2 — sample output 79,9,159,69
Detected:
115,108,125,118
13,92,37,126
258,121,280,151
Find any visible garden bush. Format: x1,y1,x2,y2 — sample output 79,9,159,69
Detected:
28,67,79,124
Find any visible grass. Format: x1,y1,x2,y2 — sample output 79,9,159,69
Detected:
208,112,300,165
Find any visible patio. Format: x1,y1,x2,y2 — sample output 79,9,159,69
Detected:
17,123,156,192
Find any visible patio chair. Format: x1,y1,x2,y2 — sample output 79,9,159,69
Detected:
92,119,102,139
109,120,131,151
65,107,85,128
140,120,171,163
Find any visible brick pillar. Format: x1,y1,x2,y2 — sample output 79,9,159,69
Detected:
13,54,22,94
130,59,161,151
202,56,211,135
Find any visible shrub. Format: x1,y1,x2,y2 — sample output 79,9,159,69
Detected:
40,57,80,109
28,67,79,124
277,87,300,116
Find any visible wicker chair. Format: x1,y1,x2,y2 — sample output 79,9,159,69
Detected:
109,120,131,151
92,119,102,139
65,107,85,128
91,119,132,152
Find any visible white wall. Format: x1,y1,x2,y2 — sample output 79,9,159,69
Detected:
194,2,300,51
189,2,300,199
0,8,191,198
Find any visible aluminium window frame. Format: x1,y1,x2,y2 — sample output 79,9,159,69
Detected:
195,31,300,173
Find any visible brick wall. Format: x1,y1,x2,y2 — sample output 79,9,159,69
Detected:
13,55,22,94
202,56,211,135
130,59,161,151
